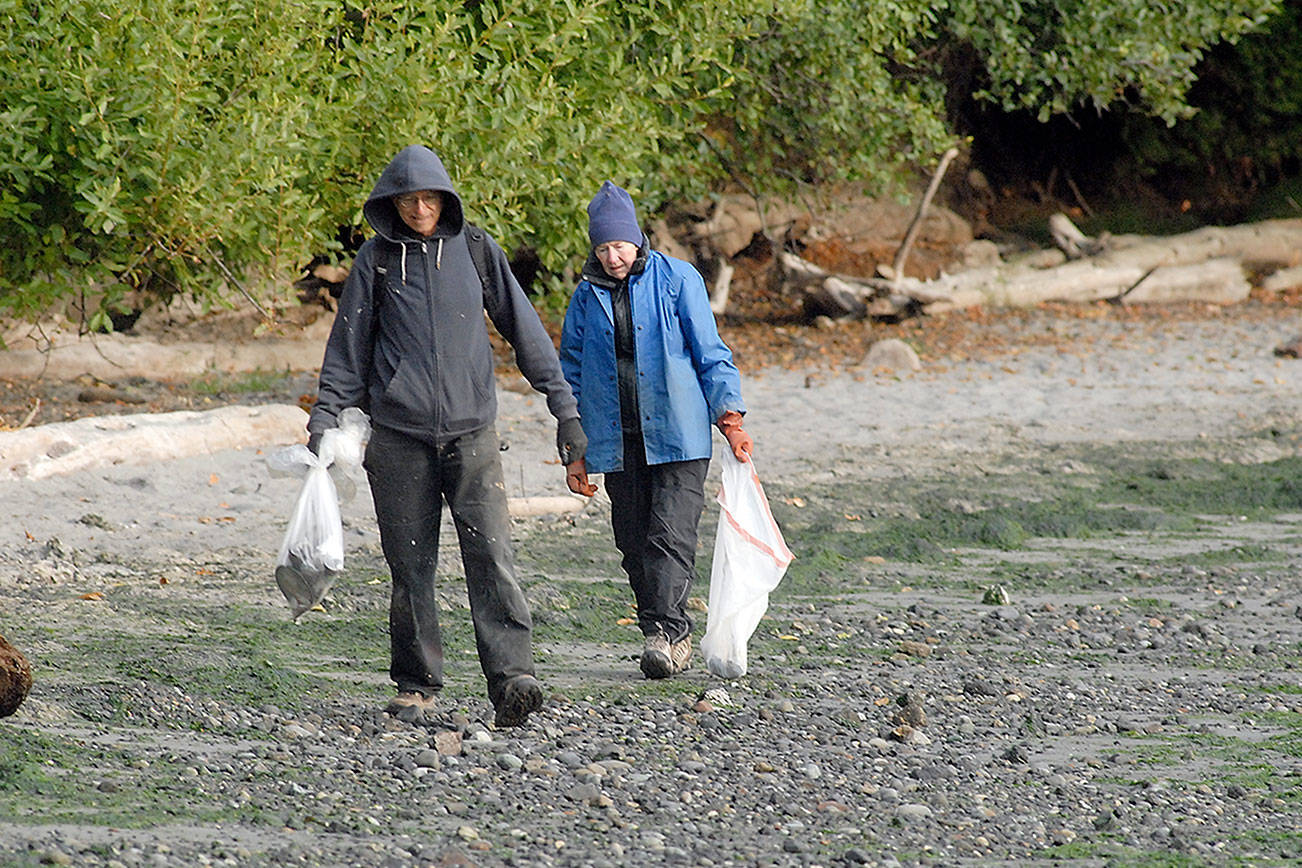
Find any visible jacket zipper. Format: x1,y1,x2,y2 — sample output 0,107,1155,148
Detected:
422,240,440,437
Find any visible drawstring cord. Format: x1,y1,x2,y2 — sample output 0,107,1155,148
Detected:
398,237,443,287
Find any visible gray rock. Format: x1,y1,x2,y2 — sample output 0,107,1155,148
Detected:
862,339,922,372
895,803,934,821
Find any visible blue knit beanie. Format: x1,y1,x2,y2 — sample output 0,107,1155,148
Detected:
587,181,641,247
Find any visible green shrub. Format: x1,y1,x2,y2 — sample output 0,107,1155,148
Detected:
1119,1,1302,218
0,0,1287,327
707,0,952,192
0,0,344,327
0,0,760,326
943,0,1279,124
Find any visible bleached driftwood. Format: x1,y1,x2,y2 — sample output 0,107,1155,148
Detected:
782,215,1302,320
1262,264,1302,293
710,258,735,316
779,253,889,320
1048,212,1110,258
892,147,959,281
935,256,1251,309
1048,213,1302,272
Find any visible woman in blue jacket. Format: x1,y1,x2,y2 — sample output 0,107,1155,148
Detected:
560,181,753,679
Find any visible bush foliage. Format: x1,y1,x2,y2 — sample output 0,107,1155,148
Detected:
945,0,1278,124
0,0,1285,326
1116,0,1302,218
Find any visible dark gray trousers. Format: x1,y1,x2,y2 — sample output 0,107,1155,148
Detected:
604,436,709,644
364,424,533,707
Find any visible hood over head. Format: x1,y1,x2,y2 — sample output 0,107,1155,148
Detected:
364,145,465,242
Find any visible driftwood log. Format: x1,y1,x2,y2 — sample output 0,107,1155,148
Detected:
786,214,1302,321
1048,212,1111,258
710,258,735,316
1262,264,1302,293
891,147,959,282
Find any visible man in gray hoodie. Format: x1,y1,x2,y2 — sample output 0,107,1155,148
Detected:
308,145,585,727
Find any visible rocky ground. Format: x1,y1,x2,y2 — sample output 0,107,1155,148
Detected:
1,296,1301,867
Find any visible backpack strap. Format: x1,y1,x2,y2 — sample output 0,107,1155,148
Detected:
371,244,397,312
463,222,491,300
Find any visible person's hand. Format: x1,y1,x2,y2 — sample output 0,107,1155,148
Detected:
716,410,753,461
306,431,323,456
566,459,598,497
556,416,588,465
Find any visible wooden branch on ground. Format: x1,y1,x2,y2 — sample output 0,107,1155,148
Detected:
891,147,959,281
1065,176,1095,219
779,252,896,320
1048,212,1110,258
17,398,40,431
776,215,1302,322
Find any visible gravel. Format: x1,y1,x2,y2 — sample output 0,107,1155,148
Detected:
1,301,1300,866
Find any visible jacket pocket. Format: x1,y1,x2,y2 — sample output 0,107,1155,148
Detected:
437,344,494,432
375,356,435,427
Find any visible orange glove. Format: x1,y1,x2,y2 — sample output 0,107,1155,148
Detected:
566,459,598,496
716,410,753,461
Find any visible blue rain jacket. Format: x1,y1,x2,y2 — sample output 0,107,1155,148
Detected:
560,249,744,473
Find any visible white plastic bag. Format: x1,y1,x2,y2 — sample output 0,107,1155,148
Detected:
266,408,371,619
700,451,794,677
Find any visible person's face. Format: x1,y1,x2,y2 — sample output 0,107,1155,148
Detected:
393,190,443,237
595,240,638,280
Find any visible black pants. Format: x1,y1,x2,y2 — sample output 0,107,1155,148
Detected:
604,436,709,644
364,424,533,707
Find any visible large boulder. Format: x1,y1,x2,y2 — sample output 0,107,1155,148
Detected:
0,632,32,717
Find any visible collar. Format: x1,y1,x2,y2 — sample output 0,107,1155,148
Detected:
580,235,650,289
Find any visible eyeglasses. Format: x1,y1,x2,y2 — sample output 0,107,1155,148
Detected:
394,192,441,211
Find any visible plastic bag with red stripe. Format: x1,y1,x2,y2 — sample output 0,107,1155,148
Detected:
701,451,794,678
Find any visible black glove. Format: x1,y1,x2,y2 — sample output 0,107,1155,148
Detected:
306,431,323,456
556,417,587,465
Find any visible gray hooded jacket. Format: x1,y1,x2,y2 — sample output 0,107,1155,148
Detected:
308,145,577,443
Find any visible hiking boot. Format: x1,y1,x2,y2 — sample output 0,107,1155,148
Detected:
670,634,692,673
494,675,544,728
385,690,437,723
640,631,673,679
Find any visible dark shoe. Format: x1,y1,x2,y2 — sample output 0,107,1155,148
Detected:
640,631,673,679
494,675,544,728
670,635,692,673
385,690,437,722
